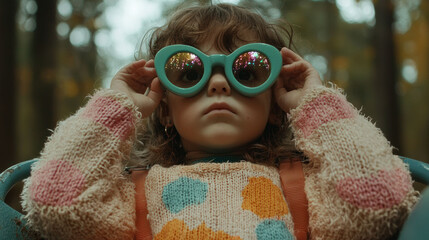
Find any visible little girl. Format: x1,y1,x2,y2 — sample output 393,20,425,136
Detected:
21,3,418,240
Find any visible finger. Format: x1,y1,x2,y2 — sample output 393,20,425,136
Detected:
274,80,287,97
281,51,294,65
135,66,157,77
303,72,323,88
129,59,147,71
126,77,149,94
281,47,302,61
279,61,308,80
276,89,302,113
279,68,308,92
146,78,163,105
145,66,157,75
133,67,157,83
281,61,307,73
145,59,155,68
274,81,290,111
281,47,302,64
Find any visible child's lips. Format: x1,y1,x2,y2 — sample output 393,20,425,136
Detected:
204,102,236,115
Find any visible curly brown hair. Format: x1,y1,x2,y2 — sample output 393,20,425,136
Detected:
133,3,300,168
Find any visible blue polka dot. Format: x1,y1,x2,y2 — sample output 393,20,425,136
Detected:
256,220,293,240
162,177,208,213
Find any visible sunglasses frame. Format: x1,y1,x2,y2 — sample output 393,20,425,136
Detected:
154,43,282,97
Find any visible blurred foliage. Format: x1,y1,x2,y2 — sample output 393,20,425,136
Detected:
2,0,429,169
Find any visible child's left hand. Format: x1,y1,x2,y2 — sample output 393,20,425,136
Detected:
274,47,323,113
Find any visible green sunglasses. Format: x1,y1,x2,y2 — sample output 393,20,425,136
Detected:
154,43,282,97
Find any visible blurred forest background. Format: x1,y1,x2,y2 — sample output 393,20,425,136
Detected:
1,0,428,208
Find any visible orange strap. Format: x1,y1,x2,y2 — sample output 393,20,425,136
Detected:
279,160,309,240
131,170,152,240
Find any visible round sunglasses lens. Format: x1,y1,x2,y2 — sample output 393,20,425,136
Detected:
165,52,204,88
233,51,271,87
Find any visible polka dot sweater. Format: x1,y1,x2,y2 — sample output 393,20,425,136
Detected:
21,86,418,240
146,162,294,240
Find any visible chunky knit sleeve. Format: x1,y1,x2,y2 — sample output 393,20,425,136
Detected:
21,89,140,240
288,86,418,240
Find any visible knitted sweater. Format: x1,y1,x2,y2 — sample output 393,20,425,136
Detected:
21,86,418,240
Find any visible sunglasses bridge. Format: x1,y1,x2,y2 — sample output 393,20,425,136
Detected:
206,54,227,67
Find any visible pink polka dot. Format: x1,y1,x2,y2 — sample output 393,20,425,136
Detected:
295,94,355,138
82,96,134,140
29,160,86,206
336,168,411,209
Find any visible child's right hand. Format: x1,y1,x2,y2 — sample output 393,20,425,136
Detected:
110,59,163,118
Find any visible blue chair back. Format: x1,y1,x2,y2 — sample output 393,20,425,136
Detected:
0,159,38,239
398,157,429,240
400,156,429,184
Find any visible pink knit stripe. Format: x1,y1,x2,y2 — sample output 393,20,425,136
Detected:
29,160,86,206
295,94,355,138
336,168,411,209
82,96,134,140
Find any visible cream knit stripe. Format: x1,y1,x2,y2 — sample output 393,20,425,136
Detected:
21,89,140,240
288,86,418,240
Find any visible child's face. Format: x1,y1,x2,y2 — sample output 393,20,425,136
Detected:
166,39,273,153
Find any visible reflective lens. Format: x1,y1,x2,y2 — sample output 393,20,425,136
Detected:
164,52,204,88
232,51,271,87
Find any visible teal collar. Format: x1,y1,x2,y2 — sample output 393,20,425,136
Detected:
192,155,243,164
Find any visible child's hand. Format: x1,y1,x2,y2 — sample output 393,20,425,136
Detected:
110,59,163,118
274,47,323,113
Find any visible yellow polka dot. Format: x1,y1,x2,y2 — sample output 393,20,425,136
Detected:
154,219,242,240
241,177,289,218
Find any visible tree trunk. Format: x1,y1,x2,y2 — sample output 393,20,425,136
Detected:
0,1,18,171
374,0,402,152
31,0,58,155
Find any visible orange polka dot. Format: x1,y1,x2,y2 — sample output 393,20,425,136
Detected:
154,219,242,240
241,177,289,218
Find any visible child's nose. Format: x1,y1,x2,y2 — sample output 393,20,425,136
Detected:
207,67,231,96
